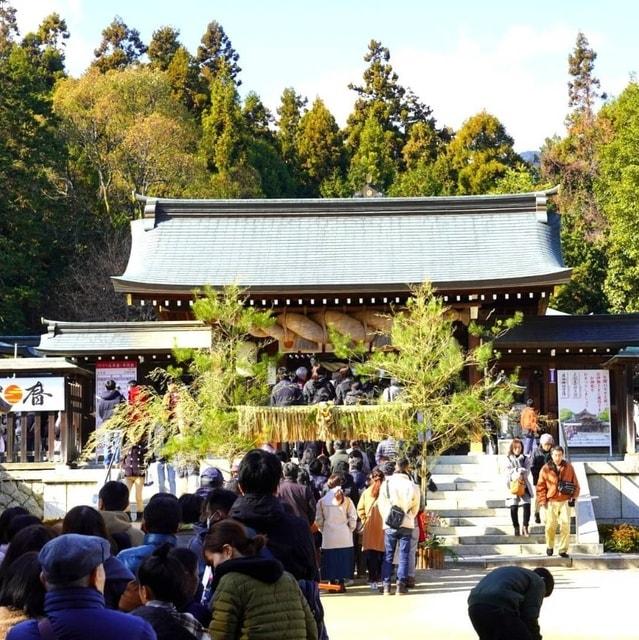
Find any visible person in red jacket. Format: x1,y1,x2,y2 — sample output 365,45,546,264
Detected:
536,446,580,558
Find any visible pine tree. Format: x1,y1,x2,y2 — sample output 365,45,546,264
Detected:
276,88,307,165
148,26,181,71
542,32,609,313
21,12,69,87
92,16,147,73
166,46,207,113
197,21,241,85
0,0,18,56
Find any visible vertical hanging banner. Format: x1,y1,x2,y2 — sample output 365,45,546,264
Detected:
95,361,137,427
558,369,611,450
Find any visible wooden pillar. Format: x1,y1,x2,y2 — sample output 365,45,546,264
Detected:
19,415,27,463
613,366,627,455
34,414,42,462
47,414,56,462
6,414,15,462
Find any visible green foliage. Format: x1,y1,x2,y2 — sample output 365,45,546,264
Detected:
353,284,518,459
599,523,639,553
0,42,68,331
568,32,604,123
348,112,396,192
447,111,521,194
559,408,575,422
20,13,68,87
595,82,639,311
148,26,181,71
276,87,307,175
54,66,202,220
197,21,241,86
92,16,147,73
491,165,549,194
296,98,344,195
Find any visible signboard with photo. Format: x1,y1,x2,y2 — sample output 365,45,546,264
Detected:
558,369,611,450
95,361,137,427
0,377,65,412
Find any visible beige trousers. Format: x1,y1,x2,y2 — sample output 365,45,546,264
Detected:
125,475,145,515
544,500,571,553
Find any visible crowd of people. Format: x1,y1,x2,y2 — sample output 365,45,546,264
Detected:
269,365,402,407
0,435,429,640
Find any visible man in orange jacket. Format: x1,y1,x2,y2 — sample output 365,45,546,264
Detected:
536,446,580,558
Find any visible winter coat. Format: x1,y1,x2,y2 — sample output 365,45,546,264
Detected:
329,449,349,473
315,490,357,549
356,486,385,552
131,603,207,640
209,556,318,640
377,473,420,530
504,453,534,507
0,607,27,640
270,380,303,407
229,494,317,581
468,566,545,639
117,532,178,576
97,389,125,423
100,510,145,548
122,443,147,477
103,555,135,610
530,446,552,485
309,475,327,501
277,479,316,525
536,460,580,507
6,588,156,640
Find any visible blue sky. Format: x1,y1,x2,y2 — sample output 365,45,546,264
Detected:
12,0,638,150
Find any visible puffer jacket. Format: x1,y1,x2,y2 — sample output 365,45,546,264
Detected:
536,460,580,506
209,556,318,640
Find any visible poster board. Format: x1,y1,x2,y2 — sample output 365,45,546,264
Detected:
0,377,65,412
95,361,137,427
558,369,611,452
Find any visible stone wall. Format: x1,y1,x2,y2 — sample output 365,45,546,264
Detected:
0,472,44,517
586,458,639,524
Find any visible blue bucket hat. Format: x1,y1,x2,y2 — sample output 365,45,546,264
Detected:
39,534,110,584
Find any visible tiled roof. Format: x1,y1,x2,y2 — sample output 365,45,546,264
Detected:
496,314,639,349
37,320,211,355
112,190,570,295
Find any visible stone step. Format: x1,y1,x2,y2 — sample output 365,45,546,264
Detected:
428,490,509,501
449,542,603,557
430,455,499,465
428,477,505,491
433,525,557,537
436,515,535,527
426,498,507,509
448,554,619,569
452,534,576,545
431,463,502,475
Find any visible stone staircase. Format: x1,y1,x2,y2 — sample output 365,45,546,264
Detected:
427,454,603,561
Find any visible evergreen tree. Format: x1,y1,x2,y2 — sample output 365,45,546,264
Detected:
148,25,181,71
295,97,343,195
0,43,68,331
542,32,608,313
166,46,207,113
242,91,273,141
276,87,306,164
92,16,147,73
197,21,241,85
21,13,69,87
348,112,396,192
446,111,520,194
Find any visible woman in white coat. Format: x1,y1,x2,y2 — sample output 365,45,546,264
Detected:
315,473,357,591
505,437,534,536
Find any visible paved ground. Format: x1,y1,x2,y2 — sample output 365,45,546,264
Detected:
321,567,637,639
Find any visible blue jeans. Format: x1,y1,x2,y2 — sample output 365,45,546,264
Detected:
382,527,413,585
523,433,537,456
156,460,176,494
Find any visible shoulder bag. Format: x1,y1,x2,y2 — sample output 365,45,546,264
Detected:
384,481,405,529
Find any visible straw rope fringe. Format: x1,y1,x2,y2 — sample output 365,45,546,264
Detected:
237,403,414,443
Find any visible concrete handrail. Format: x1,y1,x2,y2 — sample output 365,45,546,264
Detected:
572,461,600,544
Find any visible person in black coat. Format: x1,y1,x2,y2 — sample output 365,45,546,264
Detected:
531,434,555,524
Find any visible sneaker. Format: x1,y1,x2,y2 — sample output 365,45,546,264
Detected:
559,552,569,559
382,583,391,596
396,582,408,596
546,548,553,556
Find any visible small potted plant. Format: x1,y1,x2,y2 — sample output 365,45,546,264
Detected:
419,512,457,569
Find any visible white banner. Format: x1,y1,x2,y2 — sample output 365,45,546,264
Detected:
558,369,611,449
0,377,65,412
95,361,137,427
